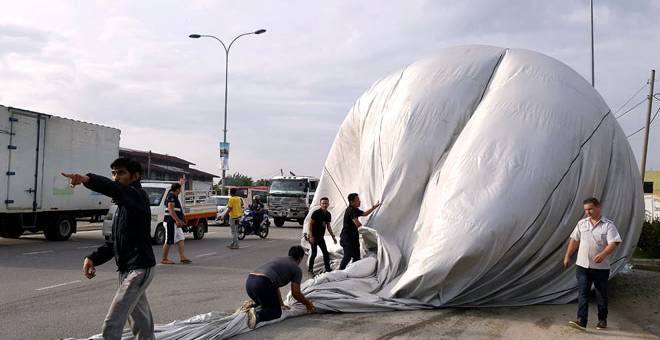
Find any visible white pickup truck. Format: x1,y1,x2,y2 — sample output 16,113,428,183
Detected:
103,182,217,244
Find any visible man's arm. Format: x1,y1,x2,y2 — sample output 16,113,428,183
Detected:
326,222,336,243
168,202,185,227
362,201,381,216
63,173,139,209
291,282,315,313
563,239,579,269
84,241,115,278
307,219,315,243
593,242,619,263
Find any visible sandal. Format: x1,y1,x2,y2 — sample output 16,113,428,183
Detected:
161,259,175,264
180,259,192,264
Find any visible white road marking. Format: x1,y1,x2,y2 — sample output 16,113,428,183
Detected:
77,245,100,249
195,252,217,258
36,280,81,291
23,250,54,255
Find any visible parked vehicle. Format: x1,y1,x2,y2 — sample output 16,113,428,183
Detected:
0,105,119,241
267,176,318,227
238,207,270,239
103,182,217,244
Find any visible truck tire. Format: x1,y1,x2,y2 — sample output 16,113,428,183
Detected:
193,219,207,240
0,225,23,239
45,215,75,241
274,217,285,227
152,223,165,245
297,219,304,226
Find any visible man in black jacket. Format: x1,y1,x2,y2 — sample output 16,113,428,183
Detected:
62,157,156,340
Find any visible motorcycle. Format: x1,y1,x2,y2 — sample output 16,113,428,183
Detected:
237,208,270,240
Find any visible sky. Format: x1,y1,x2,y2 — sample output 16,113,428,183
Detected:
1,1,659,180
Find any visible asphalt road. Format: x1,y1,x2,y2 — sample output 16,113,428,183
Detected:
0,222,305,339
1,222,658,340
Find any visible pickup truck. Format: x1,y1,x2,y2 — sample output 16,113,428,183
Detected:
103,182,217,244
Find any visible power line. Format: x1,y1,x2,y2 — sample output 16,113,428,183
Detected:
614,83,648,115
627,103,660,138
615,97,648,119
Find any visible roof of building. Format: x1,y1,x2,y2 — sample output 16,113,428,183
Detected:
120,147,194,166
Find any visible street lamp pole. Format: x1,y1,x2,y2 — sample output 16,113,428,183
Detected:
189,29,266,194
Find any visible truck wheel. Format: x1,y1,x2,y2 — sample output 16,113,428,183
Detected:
152,224,165,245
237,224,246,240
45,215,75,241
193,219,207,240
274,217,285,227
0,225,23,239
297,219,304,226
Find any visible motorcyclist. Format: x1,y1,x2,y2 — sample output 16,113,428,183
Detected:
250,196,265,231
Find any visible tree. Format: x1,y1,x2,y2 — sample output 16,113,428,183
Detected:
224,172,253,186
254,178,271,187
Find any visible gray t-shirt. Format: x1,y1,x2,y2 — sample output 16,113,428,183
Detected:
254,256,303,287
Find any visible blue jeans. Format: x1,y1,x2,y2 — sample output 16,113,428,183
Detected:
245,274,281,324
576,266,609,324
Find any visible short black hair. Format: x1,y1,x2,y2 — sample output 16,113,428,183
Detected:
288,245,305,261
170,183,182,192
348,193,359,203
320,197,329,202
110,157,142,176
230,188,237,196
583,197,601,206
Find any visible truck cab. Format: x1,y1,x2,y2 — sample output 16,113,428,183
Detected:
103,182,216,244
267,176,318,227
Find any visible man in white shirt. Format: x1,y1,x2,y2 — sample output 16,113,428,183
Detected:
563,197,622,331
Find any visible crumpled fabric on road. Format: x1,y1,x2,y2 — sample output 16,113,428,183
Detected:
71,45,644,339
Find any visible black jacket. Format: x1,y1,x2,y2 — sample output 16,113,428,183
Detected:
85,174,156,272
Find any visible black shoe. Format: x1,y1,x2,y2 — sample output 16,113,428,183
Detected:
596,320,607,330
568,319,587,331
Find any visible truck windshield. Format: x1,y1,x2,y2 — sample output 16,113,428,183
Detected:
269,180,307,196
143,187,167,206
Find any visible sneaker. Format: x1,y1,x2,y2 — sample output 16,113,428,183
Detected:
236,300,254,314
596,320,607,330
227,244,239,249
246,307,257,329
568,319,587,331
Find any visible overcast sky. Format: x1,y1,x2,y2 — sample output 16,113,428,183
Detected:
1,1,659,179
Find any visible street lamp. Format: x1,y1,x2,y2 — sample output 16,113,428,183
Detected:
189,29,267,194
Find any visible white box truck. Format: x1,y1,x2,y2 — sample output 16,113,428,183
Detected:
0,105,120,240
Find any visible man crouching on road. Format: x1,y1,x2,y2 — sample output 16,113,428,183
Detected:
563,197,621,331
240,245,315,329
63,157,156,340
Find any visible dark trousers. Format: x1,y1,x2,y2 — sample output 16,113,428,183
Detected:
339,242,360,270
309,236,331,272
576,266,609,324
245,274,281,324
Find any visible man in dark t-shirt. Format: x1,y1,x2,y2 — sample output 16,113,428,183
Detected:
339,193,381,270
242,246,315,329
307,197,336,273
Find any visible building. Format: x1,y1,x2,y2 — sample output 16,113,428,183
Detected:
644,170,660,196
119,147,218,191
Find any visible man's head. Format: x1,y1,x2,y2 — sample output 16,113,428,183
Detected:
253,195,261,203
230,188,237,196
348,193,360,208
288,245,305,264
320,197,329,210
170,183,182,196
582,197,601,220
110,158,142,186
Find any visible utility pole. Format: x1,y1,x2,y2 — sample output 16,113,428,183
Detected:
590,0,595,87
641,69,655,181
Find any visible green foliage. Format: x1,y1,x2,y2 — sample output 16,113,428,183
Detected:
224,172,254,186
254,178,271,186
638,220,660,258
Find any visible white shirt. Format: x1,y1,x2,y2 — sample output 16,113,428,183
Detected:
570,217,622,270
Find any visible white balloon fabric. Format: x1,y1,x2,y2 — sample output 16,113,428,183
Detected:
308,44,643,307
71,45,644,339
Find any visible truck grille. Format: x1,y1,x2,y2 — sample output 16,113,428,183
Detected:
268,197,306,210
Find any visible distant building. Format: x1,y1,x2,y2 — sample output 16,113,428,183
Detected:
644,170,660,196
119,147,218,191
